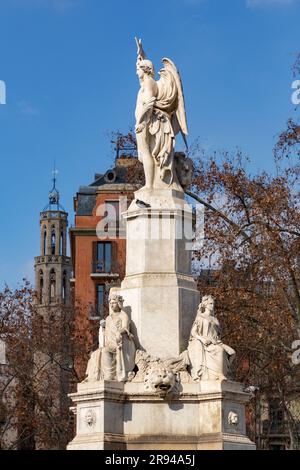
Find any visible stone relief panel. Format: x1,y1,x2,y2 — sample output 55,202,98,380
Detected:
78,406,99,435
228,411,239,427
223,404,245,434
84,409,97,428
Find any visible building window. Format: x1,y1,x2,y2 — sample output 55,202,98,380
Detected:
43,227,47,255
50,269,56,303
269,399,284,433
60,231,64,255
51,229,56,255
39,270,44,304
95,284,108,319
93,241,112,273
105,200,120,232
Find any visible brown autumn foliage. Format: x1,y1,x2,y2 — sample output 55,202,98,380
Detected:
188,145,300,448
0,281,91,450
0,282,35,449
111,130,144,187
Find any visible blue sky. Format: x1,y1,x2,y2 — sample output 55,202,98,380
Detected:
0,0,299,288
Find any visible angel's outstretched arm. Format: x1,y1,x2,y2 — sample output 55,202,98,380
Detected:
135,37,146,61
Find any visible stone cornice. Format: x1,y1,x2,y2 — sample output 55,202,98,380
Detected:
34,255,71,265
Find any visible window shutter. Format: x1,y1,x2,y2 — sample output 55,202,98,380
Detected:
92,241,98,272
111,241,117,272
92,241,98,261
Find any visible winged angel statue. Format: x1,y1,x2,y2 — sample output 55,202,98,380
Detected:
135,38,189,190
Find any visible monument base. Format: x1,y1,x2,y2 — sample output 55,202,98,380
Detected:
67,380,256,450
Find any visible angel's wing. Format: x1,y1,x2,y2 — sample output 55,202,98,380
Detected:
161,58,188,144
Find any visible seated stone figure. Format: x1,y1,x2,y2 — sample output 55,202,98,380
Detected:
84,290,136,383
188,295,236,381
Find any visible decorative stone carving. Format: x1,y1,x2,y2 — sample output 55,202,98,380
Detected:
84,409,96,427
84,349,102,382
175,152,193,190
134,349,190,397
84,320,105,382
133,350,152,381
101,291,136,381
144,366,177,397
228,411,239,427
188,295,236,381
83,290,136,383
135,37,189,191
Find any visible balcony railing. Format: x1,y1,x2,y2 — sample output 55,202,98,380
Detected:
262,420,300,435
91,260,120,276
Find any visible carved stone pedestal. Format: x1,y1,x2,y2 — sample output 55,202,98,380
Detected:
120,188,199,358
67,380,255,450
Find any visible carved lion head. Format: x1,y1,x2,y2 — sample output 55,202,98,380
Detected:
144,366,176,397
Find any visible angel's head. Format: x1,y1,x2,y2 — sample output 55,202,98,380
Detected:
137,59,154,79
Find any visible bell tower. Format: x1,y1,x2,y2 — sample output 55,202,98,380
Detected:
34,170,72,308
33,169,73,449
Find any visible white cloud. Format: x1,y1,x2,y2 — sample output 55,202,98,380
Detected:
18,100,39,116
246,0,298,7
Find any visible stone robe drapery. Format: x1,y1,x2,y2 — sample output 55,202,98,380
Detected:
101,313,136,382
